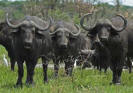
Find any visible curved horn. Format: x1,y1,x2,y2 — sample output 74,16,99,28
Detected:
49,25,81,36
33,17,52,31
80,13,95,31
6,13,24,28
7,13,52,30
69,24,81,36
111,14,127,32
49,30,60,35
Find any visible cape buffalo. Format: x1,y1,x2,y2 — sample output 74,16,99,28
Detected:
6,14,52,87
80,13,127,85
0,22,16,71
111,18,133,73
125,19,133,73
49,20,89,76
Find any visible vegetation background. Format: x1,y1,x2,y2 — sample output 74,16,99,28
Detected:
0,0,133,93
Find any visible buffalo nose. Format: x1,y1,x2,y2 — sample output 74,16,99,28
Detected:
100,37,108,42
24,41,32,48
94,41,100,46
24,41,32,45
60,44,67,49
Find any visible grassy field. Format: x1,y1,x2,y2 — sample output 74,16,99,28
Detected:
0,46,133,93
0,45,8,63
0,65,133,93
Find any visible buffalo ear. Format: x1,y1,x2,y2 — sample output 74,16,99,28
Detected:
10,29,19,36
88,27,98,36
110,28,119,36
69,34,77,39
35,30,45,39
69,35,77,42
51,35,56,41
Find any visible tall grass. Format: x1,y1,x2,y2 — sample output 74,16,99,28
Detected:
0,45,9,65
0,65,133,93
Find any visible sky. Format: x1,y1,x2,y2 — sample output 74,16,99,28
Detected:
101,0,133,6
3,0,133,7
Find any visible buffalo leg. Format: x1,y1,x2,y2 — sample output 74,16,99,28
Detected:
117,68,122,83
54,58,59,77
127,57,132,73
104,67,107,73
112,67,122,85
42,57,48,83
26,60,37,85
16,61,24,87
82,61,89,69
65,61,69,75
65,60,74,76
10,58,15,71
112,68,117,84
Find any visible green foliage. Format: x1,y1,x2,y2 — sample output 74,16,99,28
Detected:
0,66,133,93
0,0,133,21
0,9,5,20
0,47,133,93
0,45,9,64
48,9,70,21
73,14,80,24
12,10,25,19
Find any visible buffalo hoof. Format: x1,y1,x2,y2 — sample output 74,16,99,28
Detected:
44,80,48,84
66,73,72,77
11,69,14,72
11,66,15,71
54,74,58,78
115,82,121,85
14,83,23,88
129,69,132,74
25,82,35,87
110,82,121,85
65,70,72,76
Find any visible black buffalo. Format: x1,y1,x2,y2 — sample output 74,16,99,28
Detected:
110,18,133,73
49,20,89,76
6,14,52,87
125,19,133,73
80,13,127,85
0,22,16,71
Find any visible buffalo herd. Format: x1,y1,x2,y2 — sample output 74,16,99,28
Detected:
0,13,133,87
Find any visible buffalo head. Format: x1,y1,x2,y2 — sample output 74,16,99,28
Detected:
49,21,81,49
80,13,127,45
6,13,51,49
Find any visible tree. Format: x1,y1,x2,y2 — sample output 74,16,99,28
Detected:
114,0,122,12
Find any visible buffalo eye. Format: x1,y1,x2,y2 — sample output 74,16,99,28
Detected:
107,26,111,31
65,33,69,38
35,31,45,39
31,27,35,33
20,26,26,31
10,29,19,36
87,34,95,39
69,36,76,42
51,36,56,41
56,31,62,37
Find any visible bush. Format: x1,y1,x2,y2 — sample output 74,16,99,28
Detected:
73,14,80,24
0,45,9,64
12,10,24,19
48,9,70,21
0,9,5,21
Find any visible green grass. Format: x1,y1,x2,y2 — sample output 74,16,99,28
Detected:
0,45,9,63
0,46,133,93
0,65,133,93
